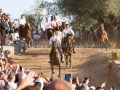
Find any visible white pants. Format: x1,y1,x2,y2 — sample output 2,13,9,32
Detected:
33,35,40,39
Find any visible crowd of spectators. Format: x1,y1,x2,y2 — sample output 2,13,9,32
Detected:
0,9,18,46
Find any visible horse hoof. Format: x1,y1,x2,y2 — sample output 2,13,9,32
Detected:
70,66,72,69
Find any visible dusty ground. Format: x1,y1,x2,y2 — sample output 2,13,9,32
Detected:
11,48,120,89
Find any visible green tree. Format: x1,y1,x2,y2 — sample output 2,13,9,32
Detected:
57,0,120,28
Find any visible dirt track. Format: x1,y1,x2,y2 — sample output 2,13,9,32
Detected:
11,48,119,89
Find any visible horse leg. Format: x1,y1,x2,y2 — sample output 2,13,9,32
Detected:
69,55,72,68
58,64,61,78
66,55,69,67
50,64,54,78
103,41,107,50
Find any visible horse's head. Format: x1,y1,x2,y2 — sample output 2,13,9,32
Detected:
66,35,72,47
52,41,57,48
25,21,30,28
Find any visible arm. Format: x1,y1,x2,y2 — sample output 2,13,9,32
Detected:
16,71,35,90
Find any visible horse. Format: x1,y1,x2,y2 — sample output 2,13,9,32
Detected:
62,35,73,68
50,41,61,78
19,22,32,47
96,24,111,50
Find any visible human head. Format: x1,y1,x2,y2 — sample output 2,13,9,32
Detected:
1,14,5,21
46,17,48,22
8,72,15,82
82,26,85,30
66,24,69,29
52,31,56,36
3,84,11,90
53,15,57,21
21,15,24,19
45,80,71,90
0,9,2,16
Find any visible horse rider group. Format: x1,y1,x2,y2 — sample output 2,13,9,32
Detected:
46,15,76,63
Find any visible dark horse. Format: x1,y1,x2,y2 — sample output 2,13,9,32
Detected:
62,35,73,68
19,22,32,47
50,41,61,78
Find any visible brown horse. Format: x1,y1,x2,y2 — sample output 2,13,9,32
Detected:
19,22,32,47
63,35,73,68
96,24,110,50
50,41,61,78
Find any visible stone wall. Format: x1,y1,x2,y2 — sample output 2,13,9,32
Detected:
3,46,14,58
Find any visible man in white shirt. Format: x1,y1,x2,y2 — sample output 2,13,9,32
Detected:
62,24,76,53
8,72,17,90
19,15,26,38
49,30,64,63
45,17,52,40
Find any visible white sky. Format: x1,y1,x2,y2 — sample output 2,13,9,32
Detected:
0,0,53,19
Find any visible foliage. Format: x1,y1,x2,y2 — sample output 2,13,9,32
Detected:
57,0,120,27
24,0,43,28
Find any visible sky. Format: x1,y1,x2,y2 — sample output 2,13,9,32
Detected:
0,0,53,19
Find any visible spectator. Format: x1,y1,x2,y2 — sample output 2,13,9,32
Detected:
8,72,17,90
33,28,40,40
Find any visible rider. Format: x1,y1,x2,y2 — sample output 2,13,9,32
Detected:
62,24,76,53
48,30,64,63
19,15,26,38
45,17,52,40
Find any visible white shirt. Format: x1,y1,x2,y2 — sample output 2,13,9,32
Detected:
45,21,52,29
51,20,57,27
62,28,74,37
49,35,61,45
75,31,80,38
9,82,17,90
19,18,26,25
